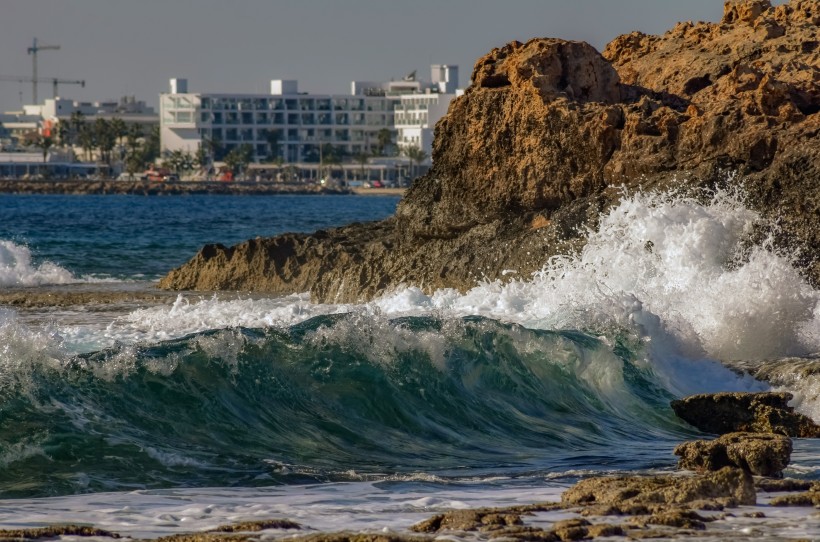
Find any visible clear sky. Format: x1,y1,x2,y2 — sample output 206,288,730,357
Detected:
0,1,741,113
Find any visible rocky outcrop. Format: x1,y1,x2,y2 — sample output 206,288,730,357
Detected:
562,466,756,508
161,0,820,302
674,432,792,477
671,391,820,437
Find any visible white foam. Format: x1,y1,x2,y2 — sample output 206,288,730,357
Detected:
21,189,820,405
0,240,79,287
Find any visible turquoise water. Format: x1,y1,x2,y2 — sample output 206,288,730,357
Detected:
0,190,819,539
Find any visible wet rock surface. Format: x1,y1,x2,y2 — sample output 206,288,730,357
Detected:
561,467,756,509
671,391,820,437
161,0,820,302
674,432,793,477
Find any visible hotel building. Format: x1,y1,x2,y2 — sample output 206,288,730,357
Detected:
160,65,459,164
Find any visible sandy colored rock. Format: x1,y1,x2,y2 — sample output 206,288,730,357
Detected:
161,0,820,303
671,391,820,437
674,432,793,477
562,467,756,508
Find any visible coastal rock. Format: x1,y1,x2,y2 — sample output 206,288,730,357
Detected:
161,0,820,302
674,432,792,477
561,467,756,508
670,391,820,437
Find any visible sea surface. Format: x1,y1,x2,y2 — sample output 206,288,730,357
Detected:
1,191,819,540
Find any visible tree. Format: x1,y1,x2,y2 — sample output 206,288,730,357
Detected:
55,121,70,149
403,145,428,181
94,118,116,168
194,145,209,169
319,143,346,182
353,151,370,180
224,144,253,177
202,134,223,163
69,111,86,147
143,126,161,164
110,117,128,162
35,135,54,163
164,149,194,174
78,125,96,162
263,128,282,162
375,128,393,156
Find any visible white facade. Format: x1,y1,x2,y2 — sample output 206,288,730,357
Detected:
394,92,458,159
161,65,460,164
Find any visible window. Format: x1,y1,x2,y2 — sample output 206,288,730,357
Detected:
241,112,254,124
225,128,238,141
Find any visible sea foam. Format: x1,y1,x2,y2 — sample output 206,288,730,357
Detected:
47,189,820,409
0,240,78,287
94,189,819,357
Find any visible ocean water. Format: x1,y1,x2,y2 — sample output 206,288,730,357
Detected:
0,190,819,540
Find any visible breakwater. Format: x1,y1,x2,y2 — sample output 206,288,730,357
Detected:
0,179,352,196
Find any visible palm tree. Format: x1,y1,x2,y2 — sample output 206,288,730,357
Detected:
69,111,85,146
375,128,393,156
78,125,96,162
403,145,428,181
224,144,253,178
55,122,69,149
36,135,54,163
263,129,282,162
353,151,370,181
201,134,223,164
110,117,128,163
94,118,116,168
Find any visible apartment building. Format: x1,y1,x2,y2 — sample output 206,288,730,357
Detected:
160,65,459,164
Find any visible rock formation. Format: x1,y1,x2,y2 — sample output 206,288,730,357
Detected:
561,466,756,508
161,0,820,302
671,391,820,437
674,431,792,477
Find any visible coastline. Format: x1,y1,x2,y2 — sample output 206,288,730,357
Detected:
0,179,405,196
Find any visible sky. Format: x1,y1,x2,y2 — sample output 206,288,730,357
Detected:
0,1,738,113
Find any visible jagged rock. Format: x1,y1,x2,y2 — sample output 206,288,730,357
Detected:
562,467,756,508
161,0,820,302
670,391,820,437
674,432,792,477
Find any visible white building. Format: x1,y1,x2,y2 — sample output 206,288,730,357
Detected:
160,65,459,165
0,96,158,142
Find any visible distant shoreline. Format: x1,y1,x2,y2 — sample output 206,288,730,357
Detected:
0,179,406,197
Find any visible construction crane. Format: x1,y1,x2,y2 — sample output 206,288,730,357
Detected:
0,75,85,101
27,37,61,104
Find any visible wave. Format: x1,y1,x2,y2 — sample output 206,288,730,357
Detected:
1,187,818,498
0,311,707,498
0,240,80,287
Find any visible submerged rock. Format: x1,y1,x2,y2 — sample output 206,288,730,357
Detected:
161,0,820,302
674,432,793,477
671,391,820,437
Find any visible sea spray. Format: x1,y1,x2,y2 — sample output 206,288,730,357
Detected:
0,240,77,287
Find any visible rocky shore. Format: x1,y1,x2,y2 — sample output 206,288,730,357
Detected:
0,179,351,196
161,0,820,302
